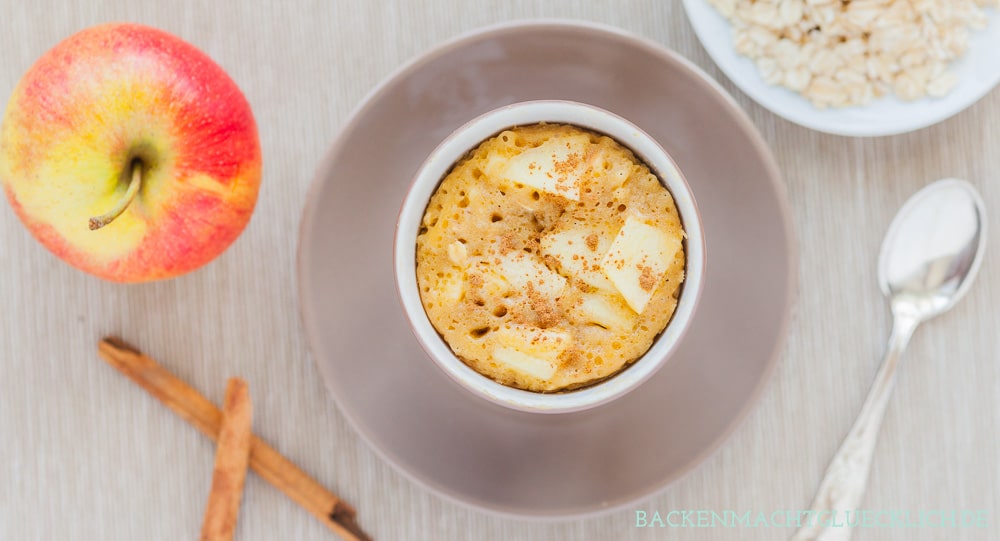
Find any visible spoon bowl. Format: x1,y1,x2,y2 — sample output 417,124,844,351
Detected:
878,179,988,320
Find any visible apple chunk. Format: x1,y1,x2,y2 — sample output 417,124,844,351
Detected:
540,227,614,290
492,324,572,380
575,292,636,330
496,138,588,200
493,349,557,381
431,272,464,304
601,214,682,314
496,252,567,298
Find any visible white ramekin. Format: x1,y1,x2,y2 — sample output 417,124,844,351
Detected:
394,100,705,414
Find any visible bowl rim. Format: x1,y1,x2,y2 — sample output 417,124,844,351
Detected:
393,99,706,413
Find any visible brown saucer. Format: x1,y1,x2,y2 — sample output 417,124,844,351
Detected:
298,20,797,518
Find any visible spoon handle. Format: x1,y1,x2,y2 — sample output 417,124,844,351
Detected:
792,313,919,541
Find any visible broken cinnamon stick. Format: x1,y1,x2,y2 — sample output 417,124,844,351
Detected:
98,338,371,541
200,378,252,541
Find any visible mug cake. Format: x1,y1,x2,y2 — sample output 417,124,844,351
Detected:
415,123,686,392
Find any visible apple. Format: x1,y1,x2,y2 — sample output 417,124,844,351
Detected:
0,23,261,282
493,324,572,381
601,214,682,314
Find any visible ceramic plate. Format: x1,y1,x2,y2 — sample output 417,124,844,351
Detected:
298,20,797,518
683,0,1000,137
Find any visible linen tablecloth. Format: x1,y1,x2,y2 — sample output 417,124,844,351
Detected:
1,1,997,539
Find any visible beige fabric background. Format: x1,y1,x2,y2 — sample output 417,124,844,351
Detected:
0,1,997,540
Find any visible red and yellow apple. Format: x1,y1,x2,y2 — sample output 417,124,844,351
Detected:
0,23,261,282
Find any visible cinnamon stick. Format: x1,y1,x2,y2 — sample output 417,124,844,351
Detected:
200,378,252,541
98,338,371,541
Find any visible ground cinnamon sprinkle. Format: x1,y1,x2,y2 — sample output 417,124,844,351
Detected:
552,153,582,194
467,273,483,289
465,273,485,306
553,153,581,176
524,236,541,253
526,282,560,329
542,254,560,272
638,265,656,292
499,232,516,254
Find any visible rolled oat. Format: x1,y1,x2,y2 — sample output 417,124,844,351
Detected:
707,0,1000,108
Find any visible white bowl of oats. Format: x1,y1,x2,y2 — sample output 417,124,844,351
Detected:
683,0,1000,136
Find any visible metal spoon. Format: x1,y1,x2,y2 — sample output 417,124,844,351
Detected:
792,179,987,541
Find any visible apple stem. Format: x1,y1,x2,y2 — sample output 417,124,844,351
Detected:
89,161,142,230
